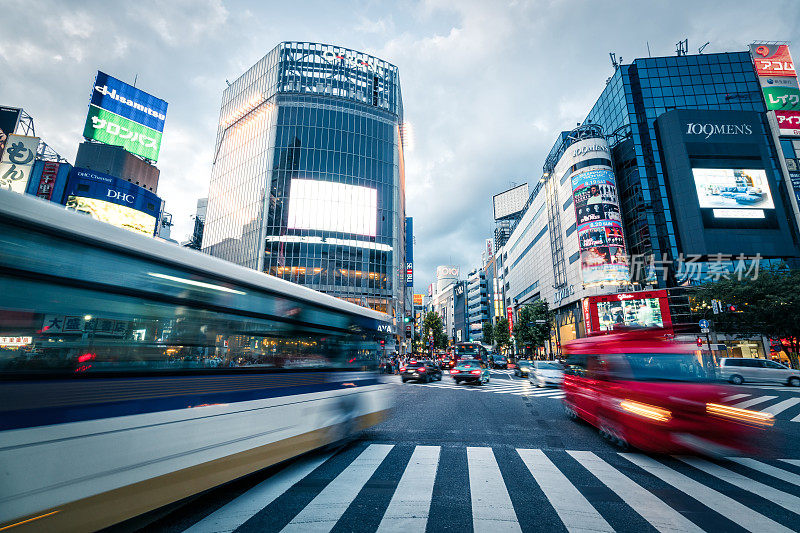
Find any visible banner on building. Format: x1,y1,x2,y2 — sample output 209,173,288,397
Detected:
750,44,796,77
83,71,168,161
750,44,800,136
0,134,39,194
36,161,60,200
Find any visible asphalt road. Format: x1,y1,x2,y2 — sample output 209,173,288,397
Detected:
133,370,800,533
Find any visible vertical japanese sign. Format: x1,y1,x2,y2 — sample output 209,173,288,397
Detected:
83,71,168,161
0,134,39,194
405,216,414,286
750,44,800,136
0,106,21,154
36,162,60,201
506,306,514,335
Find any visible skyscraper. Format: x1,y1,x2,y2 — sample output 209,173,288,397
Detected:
203,42,406,322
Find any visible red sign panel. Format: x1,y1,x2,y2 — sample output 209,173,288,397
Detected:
506,306,514,335
751,44,796,77
583,289,673,335
36,162,59,201
776,110,800,137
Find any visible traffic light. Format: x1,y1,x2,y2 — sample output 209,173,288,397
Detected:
696,337,703,347
404,316,410,323
728,304,737,312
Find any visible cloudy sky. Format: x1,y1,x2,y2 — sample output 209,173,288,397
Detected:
2,0,798,291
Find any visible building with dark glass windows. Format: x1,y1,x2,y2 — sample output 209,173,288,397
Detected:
202,42,406,329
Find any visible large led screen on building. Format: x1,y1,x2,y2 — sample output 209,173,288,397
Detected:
286,179,377,236
583,290,672,334
571,167,628,285
82,71,168,162
692,168,774,217
63,167,162,236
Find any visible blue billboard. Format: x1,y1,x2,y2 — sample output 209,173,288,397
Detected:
406,216,413,287
63,167,163,236
90,71,168,133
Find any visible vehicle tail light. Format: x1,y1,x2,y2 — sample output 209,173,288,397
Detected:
470,369,481,375
451,369,459,374
707,403,774,427
399,367,406,372
619,400,671,422
418,367,426,372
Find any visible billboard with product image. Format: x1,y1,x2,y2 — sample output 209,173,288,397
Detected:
63,167,162,236
692,168,774,214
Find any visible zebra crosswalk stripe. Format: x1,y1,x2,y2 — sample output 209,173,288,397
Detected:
183,452,332,533
567,451,703,533
280,444,393,532
723,393,750,402
678,456,800,514
468,447,521,533
376,446,439,532
620,453,793,533
761,397,800,416
517,448,614,533
729,457,800,486
730,395,777,409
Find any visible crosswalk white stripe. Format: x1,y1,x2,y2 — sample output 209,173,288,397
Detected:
678,456,800,514
729,457,800,486
517,448,613,533
376,446,439,532
761,397,800,415
780,459,800,467
620,453,793,533
723,393,750,402
791,412,800,422
468,447,521,533
731,395,777,409
568,451,703,533
183,452,332,533
280,444,393,532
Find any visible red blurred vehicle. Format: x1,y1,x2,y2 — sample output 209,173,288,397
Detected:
561,329,774,456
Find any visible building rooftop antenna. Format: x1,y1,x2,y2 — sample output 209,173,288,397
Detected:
609,52,618,69
698,41,710,54
676,38,688,57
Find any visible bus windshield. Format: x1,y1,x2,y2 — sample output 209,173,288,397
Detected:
455,344,481,357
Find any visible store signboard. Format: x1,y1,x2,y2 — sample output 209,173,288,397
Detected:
83,105,163,161
36,161,60,200
506,306,514,335
776,110,800,136
406,216,413,286
413,294,424,306
750,44,800,136
0,134,39,194
762,86,800,111
750,44,796,77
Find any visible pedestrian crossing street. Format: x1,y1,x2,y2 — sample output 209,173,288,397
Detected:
723,392,800,422
394,373,565,399
182,443,800,533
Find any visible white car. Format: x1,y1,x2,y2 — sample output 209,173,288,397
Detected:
719,357,800,386
529,360,564,387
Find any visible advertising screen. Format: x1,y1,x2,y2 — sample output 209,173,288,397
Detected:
82,71,168,162
493,183,529,220
570,167,628,285
692,168,774,214
750,44,796,77
0,134,39,194
0,106,21,153
286,179,377,236
596,297,664,331
63,167,162,236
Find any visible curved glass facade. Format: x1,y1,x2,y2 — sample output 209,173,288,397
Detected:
203,42,405,318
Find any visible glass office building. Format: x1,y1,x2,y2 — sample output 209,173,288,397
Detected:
203,42,406,319
584,51,799,285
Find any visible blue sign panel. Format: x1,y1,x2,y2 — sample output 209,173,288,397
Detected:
406,216,413,287
90,71,168,133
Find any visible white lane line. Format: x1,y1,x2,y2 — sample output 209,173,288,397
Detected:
517,448,613,533
730,395,777,409
729,458,800,486
568,451,702,533
468,447,521,533
376,446,440,533
722,393,750,402
183,452,332,533
280,444,393,533
791,412,800,422
762,398,800,416
678,456,800,515
620,453,792,533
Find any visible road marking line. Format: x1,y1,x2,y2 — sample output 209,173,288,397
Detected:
183,452,332,533
678,456,800,515
761,398,800,416
568,451,702,533
280,444,393,532
728,458,800,486
791,412,800,422
619,453,792,533
722,393,750,402
468,447,521,532
517,448,613,533
730,395,777,409
376,446,439,533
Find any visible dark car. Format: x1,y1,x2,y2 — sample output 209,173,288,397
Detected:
514,359,533,377
450,359,490,385
491,354,508,369
400,360,443,383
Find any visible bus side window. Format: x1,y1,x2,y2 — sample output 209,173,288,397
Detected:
564,354,587,377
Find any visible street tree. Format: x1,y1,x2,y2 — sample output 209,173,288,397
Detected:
694,267,800,368
513,300,554,357
482,320,494,346
422,311,448,350
494,317,511,353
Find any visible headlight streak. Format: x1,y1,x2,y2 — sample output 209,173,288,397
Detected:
619,399,672,422
706,402,774,427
